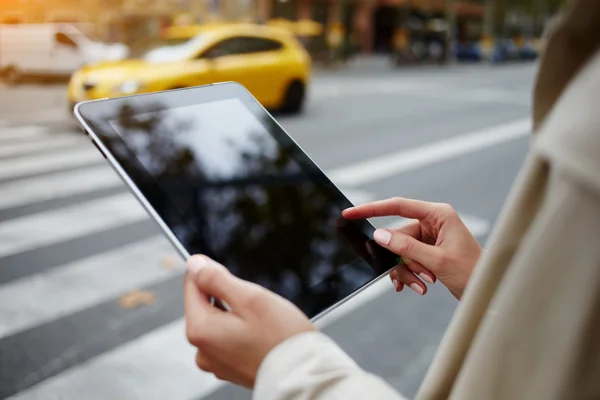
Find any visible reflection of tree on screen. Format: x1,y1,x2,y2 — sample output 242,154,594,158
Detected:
108,102,215,255
203,116,356,301
105,104,364,313
114,103,201,179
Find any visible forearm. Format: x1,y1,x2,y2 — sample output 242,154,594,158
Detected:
254,332,406,400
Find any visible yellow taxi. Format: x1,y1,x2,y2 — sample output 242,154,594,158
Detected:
161,22,241,44
68,23,311,113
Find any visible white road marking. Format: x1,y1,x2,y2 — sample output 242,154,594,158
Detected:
0,135,85,157
329,118,531,186
311,81,531,106
0,165,121,210
2,114,509,399
395,344,437,389
0,147,100,180
7,320,222,400
5,214,489,400
0,193,148,258
0,126,47,141
5,108,68,124
407,87,531,106
0,236,178,340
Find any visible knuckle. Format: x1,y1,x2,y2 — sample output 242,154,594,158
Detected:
195,352,211,372
245,286,270,314
186,326,209,348
396,235,414,255
435,253,453,270
247,291,266,312
391,196,403,206
213,371,227,381
197,265,221,288
397,265,413,280
438,203,456,217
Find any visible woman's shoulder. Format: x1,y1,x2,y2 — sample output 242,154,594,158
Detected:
535,48,600,198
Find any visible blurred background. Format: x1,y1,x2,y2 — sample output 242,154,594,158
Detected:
0,0,565,399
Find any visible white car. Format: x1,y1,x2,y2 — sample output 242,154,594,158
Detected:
0,23,128,84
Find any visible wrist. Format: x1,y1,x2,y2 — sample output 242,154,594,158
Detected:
454,247,487,301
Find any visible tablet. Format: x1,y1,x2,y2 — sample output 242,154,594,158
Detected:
74,82,398,320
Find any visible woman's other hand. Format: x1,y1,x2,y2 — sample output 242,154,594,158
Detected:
343,197,483,300
184,255,315,388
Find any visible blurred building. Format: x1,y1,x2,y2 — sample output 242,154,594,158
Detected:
0,0,214,41
3,0,552,54
369,0,484,52
263,0,483,53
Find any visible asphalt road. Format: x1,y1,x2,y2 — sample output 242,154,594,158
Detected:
0,61,536,400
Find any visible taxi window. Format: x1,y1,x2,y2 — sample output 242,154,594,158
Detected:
202,36,283,58
142,34,212,62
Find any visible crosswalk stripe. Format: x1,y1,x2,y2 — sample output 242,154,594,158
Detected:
7,319,222,400
0,193,148,259
330,118,531,186
0,207,486,342
0,115,503,399
0,126,47,141
4,213,491,400
0,147,102,181
311,80,531,105
0,165,121,211
0,135,85,158
0,236,178,340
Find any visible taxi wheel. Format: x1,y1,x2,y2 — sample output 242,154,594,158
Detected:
281,81,305,114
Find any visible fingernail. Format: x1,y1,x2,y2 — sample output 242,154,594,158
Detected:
392,279,399,290
419,273,434,284
409,283,424,295
374,229,392,245
187,255,209,277
401,256,412,265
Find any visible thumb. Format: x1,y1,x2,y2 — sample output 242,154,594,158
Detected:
187,255,255,310
373,228,443,273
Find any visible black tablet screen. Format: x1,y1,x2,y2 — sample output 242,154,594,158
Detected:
87,89,397,318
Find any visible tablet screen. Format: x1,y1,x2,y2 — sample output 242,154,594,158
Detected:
84,86,397,318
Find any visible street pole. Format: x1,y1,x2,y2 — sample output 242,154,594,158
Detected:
483,0,494,38
444,0,455,64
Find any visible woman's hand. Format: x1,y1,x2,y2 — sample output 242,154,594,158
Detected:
184,255,316,388
343,197,483,300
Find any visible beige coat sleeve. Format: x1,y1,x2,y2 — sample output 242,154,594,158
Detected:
254,331,406,400
417,48,600,400
445,161,600,400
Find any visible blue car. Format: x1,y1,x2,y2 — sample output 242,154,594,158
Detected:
490,39,539,63
453,42,482,62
